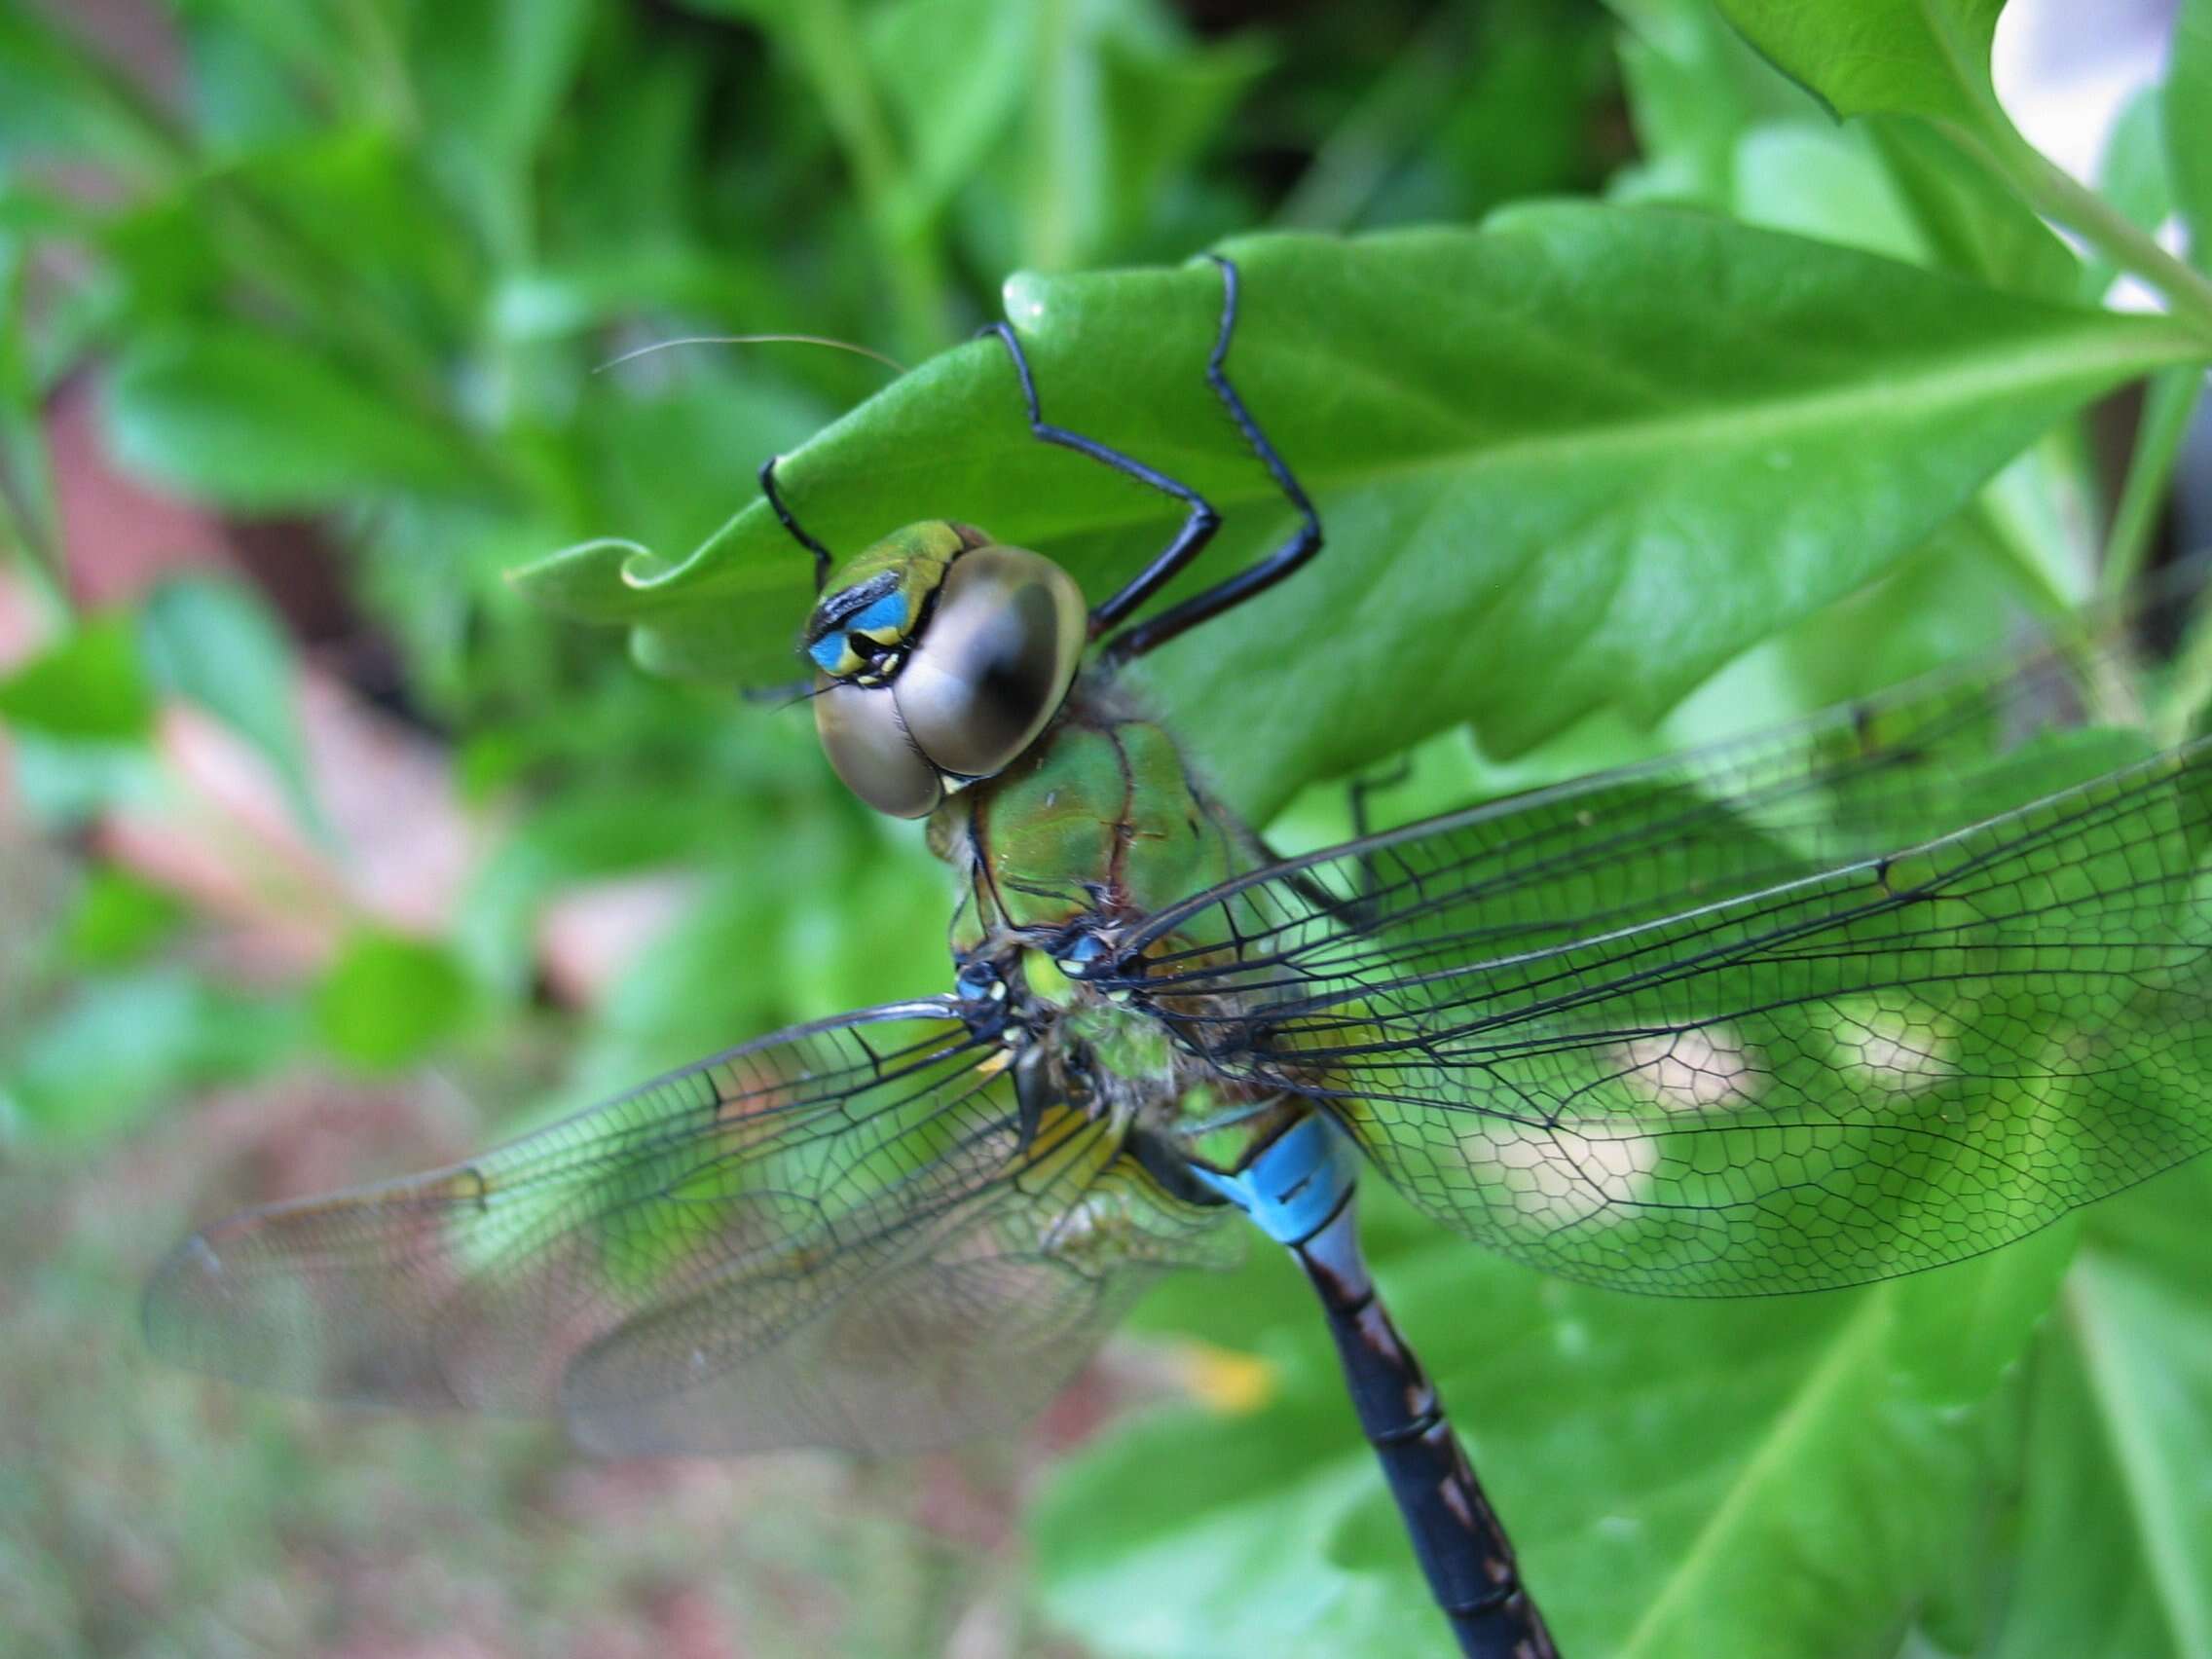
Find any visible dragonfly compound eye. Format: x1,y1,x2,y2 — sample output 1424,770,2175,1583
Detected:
814,544,1087,818
814,677,944,817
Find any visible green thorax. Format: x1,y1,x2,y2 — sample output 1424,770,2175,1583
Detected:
931,687,1248,961
927,682,1309,1174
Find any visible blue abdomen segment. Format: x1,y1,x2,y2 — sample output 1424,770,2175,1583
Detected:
1184,1111,1354,1246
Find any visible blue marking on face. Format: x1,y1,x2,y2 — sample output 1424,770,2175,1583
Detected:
853,591,907,636
809,587,911,676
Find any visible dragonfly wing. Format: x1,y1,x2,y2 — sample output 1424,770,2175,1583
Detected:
1116,641,2212,1296
562,1161,1225,1456
144,1001,1234,1454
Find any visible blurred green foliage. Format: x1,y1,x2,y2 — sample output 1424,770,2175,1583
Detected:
4,0,2212,1656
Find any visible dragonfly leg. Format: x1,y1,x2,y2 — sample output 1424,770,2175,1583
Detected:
977,319,1223,642
758,455,834,595
1333,755,1419,921
1349,756,1414,839
1236,758,1417,930
1096,254,1323,669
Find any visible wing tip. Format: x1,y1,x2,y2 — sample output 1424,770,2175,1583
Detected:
140,1228,237,1369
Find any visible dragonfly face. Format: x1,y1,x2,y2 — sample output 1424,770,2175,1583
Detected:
803,519,1088,818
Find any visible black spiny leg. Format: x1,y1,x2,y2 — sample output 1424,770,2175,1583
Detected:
760,456,834,595
982,254,1324,669
978,319,1223,643
1259,756,1414,929
1344,755,1414,920
1349,756,1413,840
742,456,838,707
1098,256,1323,669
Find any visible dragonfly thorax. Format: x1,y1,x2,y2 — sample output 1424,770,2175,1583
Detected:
994,942,1297,1184
806,521,1088,819
929,695,1305,1179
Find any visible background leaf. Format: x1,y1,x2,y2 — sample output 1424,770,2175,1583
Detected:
1714,0,2008,130
1981,1163,2212,1658
0,613,152,742
102,325,491,510
313,930,477,1073
137,573,322,836
1864,116,2079,298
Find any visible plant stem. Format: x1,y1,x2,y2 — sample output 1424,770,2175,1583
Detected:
2159,587,2212,745
1975,123,2212,344
1024,0,1088,273
2101,367,2202,601
1274,8,1466,232
781,0,948,362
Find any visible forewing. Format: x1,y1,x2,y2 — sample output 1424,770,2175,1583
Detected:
1115,640,2212,1296
144,1001,1234,1454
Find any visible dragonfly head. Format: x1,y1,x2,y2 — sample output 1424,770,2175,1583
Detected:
804,521,1088,818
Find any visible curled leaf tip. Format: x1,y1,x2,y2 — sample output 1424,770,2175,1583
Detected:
619,546,681,589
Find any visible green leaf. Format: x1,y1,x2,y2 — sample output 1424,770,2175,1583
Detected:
2170,0,2212,271
583,376,831,573
1606,0,1820,207
569,817,948,1102
56,867,187,969
204,127,487,330
535,18,720,259
1714,0,2009,130
1728,120,1922,258
101,326,487,511
515,210,2201,817
2079,84,2177,308
867,0,1037,229
1984,1166,2212,1658
2,731,162,828
1039,1181,2049,1658
313,930,476,1073
452,788,737,995
410,0,595,263
0,186,61,594
2103,85,2174,241
0,614,152,742
176,11,317,152
4,968,300,1146
1865,115,2079,298
137,574,323,838
0,5,176,177
1009,0,1270,274
411,0,593,172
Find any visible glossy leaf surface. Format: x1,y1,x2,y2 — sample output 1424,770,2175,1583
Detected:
1714,0,2007,129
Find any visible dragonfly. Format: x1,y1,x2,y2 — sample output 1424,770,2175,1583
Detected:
144,255,2212,1659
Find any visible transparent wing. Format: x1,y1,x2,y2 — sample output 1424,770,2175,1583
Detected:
144,1001,1235,1455
1112,635,2212,1295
